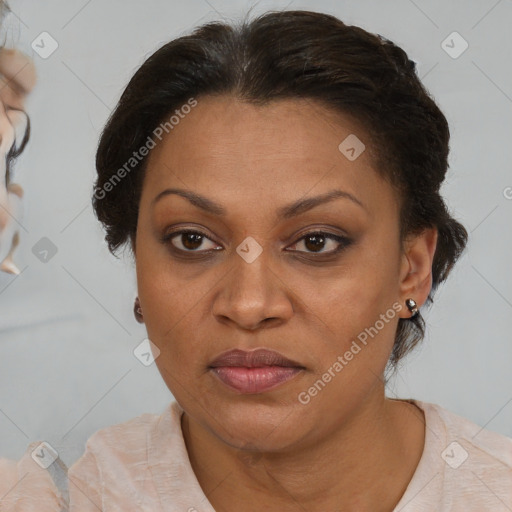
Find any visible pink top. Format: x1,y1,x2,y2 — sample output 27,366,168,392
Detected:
2,399,511,510
0,441,68,511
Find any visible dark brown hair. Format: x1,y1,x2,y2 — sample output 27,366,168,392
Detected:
92,10,468,368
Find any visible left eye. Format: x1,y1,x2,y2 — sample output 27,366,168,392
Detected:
163,230,349,255
286,232,349,254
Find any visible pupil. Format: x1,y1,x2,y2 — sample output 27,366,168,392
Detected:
305,235,325,252
183,233,202,250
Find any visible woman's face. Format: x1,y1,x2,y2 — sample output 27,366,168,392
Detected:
135,95,431,452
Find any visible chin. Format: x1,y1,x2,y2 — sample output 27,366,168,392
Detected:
202,394,311,451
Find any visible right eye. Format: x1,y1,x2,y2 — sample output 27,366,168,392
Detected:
162,229,222,254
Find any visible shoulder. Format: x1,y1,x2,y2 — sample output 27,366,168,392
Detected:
86,411,160,449
68,401,181,474
0,441,68,509
0,457,18,497
68,402,182,510
70,409,163,470
414,400,512,510
422,400,512,468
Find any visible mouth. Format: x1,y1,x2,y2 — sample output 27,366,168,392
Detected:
208,348,305,394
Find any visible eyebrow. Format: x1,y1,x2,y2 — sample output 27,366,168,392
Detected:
151,187,366,218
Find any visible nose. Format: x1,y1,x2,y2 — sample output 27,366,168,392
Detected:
211,247,294,331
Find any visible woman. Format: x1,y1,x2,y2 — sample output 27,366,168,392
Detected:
0,3,68,509
0,45,35,274
67,9,511,512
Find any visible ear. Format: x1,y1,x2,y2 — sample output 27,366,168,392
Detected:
397,227,438,319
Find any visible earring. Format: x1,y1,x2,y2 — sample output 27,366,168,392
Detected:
134,296,144,323
405,298,419,318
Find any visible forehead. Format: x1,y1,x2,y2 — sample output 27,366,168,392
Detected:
141,95,396,217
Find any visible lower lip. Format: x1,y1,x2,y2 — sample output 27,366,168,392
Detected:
210,366,303,393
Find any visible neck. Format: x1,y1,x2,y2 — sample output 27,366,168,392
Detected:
181,386,425,512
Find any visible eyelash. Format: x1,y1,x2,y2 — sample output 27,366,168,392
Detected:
161,229,352,257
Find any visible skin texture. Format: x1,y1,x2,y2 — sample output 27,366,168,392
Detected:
135,95,438,511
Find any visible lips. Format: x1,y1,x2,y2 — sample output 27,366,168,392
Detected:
209,348,302,368
209,349,305,394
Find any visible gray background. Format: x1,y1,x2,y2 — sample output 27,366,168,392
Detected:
0,0,511,466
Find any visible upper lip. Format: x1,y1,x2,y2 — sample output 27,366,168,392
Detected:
209,349,304,368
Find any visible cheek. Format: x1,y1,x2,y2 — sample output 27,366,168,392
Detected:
318,246,398,320
136,228,195,328
307,243,401,361
139,274,204,359
136,257,217,379
301,278,399,410
312,280,397,364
